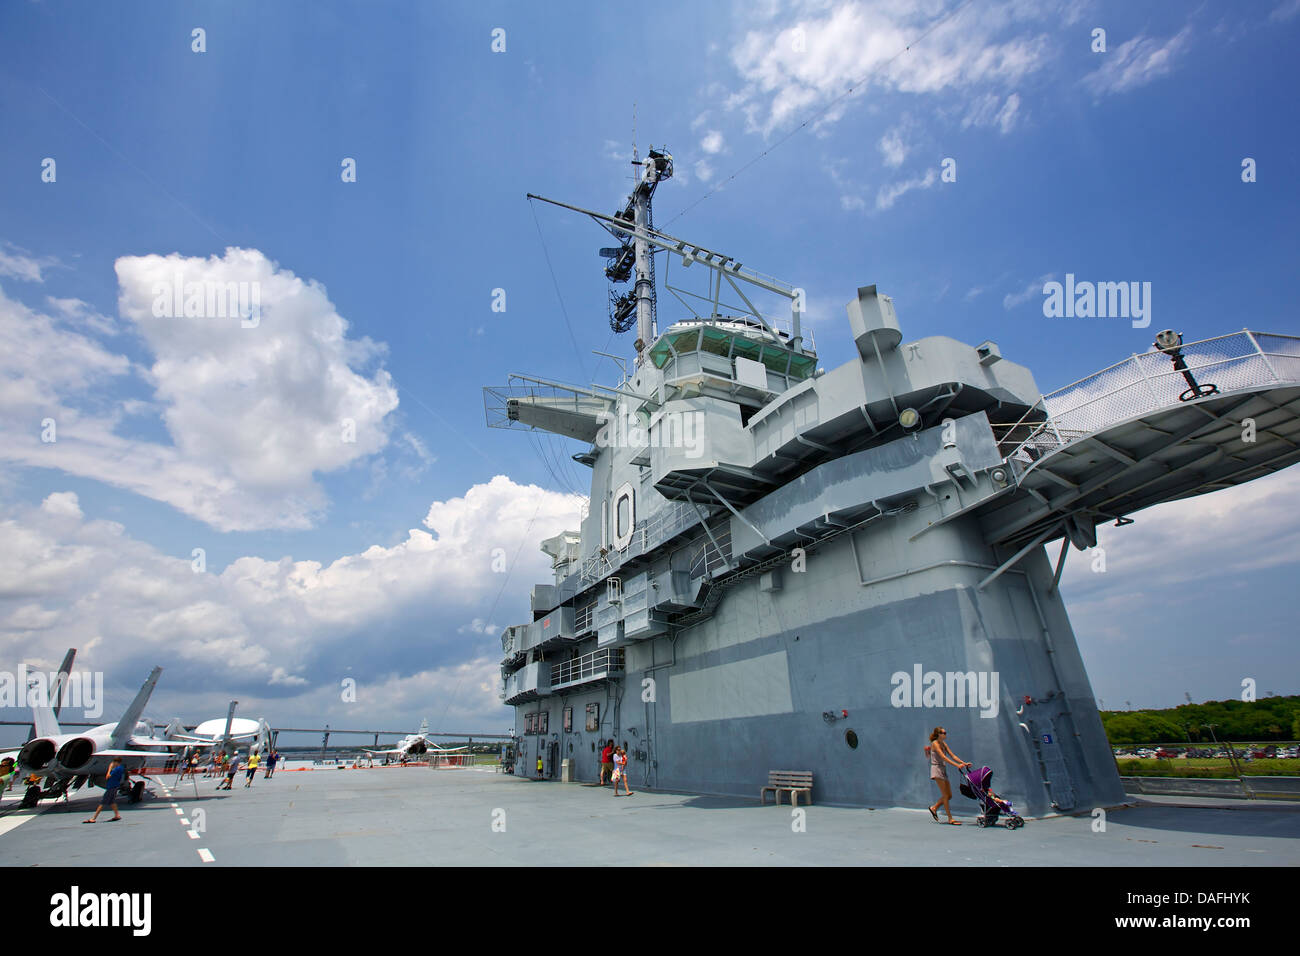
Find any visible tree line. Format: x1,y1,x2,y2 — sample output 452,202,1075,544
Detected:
1100,695,1300,745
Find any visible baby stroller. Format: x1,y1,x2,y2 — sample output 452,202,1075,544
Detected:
959,766,1025,829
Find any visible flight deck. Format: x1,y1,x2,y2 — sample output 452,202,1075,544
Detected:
2,764,1296,867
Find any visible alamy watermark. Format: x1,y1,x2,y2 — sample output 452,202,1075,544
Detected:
151,273,261,327
594,402,704,459
1042,274,1151,328
0,666,103,719
50,886,150,936
890,664,999,718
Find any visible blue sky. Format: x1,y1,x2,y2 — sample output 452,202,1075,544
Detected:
1,0,1298,741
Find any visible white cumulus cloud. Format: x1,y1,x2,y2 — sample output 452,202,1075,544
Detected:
0,476,585,728
727,0,1055,136
0,248,401,531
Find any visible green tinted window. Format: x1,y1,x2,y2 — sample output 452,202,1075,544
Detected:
650,325,817,380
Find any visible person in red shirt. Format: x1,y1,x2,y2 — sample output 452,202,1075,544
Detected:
600,741,614,785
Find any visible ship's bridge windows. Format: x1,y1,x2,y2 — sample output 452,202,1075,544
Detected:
648,323,817,382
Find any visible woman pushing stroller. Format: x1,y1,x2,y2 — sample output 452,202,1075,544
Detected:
925,727,970,825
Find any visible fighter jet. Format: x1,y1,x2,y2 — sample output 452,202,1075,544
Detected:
1,648,80,785
15,664,175,806
12,660,270,808
361,718,468,764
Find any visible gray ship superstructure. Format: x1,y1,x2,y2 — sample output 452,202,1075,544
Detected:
486,147,1300,813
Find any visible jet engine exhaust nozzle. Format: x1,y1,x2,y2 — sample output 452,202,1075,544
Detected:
55,737,96,771
18,738,56,770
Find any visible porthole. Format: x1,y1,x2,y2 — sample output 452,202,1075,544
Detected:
845,729,859,749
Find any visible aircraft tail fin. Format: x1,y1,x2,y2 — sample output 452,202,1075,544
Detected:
221,701,237,747
31,647,76,739
51,648,76,719
256,719,273,754
110,666,162,749
162,717,186,739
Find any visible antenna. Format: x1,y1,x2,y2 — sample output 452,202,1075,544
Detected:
592,133,673,361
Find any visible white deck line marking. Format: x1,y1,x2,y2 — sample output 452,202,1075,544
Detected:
173,807,183,815
180,818,190,826
197,848,214,862
0,814,38,838
188,830,199,839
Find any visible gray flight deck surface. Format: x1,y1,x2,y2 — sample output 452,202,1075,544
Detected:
3,765,1297,866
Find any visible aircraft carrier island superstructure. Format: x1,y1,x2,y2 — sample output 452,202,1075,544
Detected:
485,147,1300,813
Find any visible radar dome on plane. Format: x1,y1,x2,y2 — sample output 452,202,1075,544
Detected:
193,717,261,738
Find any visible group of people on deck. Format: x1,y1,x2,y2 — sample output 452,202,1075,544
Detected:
213,749,280,789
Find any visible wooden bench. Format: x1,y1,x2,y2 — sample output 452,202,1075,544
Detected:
760,770,814,807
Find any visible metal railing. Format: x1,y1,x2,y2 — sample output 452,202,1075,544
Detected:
550,648,625,688
643,497,707,548
688,523,733,579
997,331,1300,466
578,498,715,585
579,547,621,585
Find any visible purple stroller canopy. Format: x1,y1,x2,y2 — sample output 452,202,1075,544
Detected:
967,766,993,790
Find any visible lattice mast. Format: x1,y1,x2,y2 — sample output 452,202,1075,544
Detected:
526,139,809,373
606,145,673,363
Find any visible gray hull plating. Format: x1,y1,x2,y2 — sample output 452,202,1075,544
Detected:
512,511,1124,816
